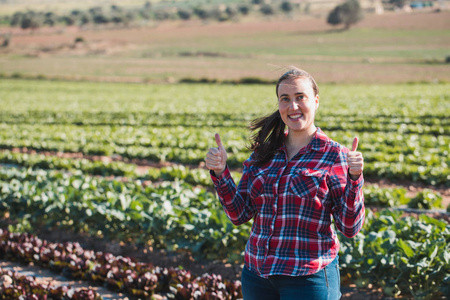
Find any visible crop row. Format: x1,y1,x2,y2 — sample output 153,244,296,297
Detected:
363,185,445,209
0,229,242,300
0,167,251,262
0,149,233,187
2,123,449,164
1,123,449,185
0,267,102,300
1,111,449,135
0,152,446,210
338,209,449,299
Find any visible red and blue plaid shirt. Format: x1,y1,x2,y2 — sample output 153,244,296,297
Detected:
211,128,365,278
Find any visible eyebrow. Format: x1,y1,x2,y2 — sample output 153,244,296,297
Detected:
279,92,305,97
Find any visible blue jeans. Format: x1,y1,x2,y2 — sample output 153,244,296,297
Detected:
241,256,341,300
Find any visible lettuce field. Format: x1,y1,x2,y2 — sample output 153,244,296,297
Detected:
0,78,449,299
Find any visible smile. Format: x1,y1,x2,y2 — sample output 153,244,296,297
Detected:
288,113,303,120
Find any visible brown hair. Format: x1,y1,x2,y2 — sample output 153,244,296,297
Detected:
248,68,319,166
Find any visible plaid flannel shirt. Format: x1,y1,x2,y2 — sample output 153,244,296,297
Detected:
211,128,365,278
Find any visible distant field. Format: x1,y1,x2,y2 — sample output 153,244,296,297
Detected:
0,10,449,84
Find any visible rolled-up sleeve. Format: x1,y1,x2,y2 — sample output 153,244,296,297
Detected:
328,147,365,238
210,158,256,226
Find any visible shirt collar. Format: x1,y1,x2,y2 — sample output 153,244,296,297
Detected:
279,127,329,154
308,128,328,153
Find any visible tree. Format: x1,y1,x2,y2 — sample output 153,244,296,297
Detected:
177,8,192,20
21,16,40,30
154,9,171,21
88,7,109,24
238,4,250,15
280,1,294,14
193,7,211,21
80,13,92,26
225,6,238,19
260,4,275,15
93,14,109,24
43,12,57,27
327,0,363,30
20,11,41,30
60,15,76,26
110,5,128,25
327,6,342,26
10,12,24,27
390,0,406,8
70,10,82,17
111,14,125,24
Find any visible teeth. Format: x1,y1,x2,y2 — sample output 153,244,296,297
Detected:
289,114,303,119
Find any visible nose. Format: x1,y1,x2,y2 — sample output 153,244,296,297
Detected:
290,100,299,110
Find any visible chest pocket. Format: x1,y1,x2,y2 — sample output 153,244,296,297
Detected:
289,168,326,199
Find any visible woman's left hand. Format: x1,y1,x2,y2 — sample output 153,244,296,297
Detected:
348,137,364,180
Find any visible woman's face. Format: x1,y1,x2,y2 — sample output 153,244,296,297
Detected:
277,77,319,135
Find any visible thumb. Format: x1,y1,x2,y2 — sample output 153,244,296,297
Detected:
215,133,224,150
351,137,359,152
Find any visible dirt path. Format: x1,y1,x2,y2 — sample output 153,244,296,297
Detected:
0,260,130,300
0,257,390,300
0,260,387,300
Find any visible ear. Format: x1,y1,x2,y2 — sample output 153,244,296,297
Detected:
315,95,319,110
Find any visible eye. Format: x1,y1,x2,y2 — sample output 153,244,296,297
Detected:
280,97,290,102
297,95,305,101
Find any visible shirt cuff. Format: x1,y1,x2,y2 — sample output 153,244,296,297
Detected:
210,166,230,186
348,172,364,189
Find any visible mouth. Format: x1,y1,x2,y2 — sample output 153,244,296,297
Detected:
288,113,303,120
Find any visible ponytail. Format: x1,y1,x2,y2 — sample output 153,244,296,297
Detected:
248,110,285,166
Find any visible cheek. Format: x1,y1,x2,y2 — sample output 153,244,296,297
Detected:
278,104,287,114
302,102,316,113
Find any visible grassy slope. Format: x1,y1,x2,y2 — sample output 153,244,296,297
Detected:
0,11,449,84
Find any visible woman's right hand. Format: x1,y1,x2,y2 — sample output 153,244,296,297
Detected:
205,133,227,177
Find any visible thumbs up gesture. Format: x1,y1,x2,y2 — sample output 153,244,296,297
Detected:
206,133,228,177
348,137,364,180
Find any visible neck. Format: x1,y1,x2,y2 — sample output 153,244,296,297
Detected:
286,125,317,150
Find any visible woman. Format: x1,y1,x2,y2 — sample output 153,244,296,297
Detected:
205,68,364,300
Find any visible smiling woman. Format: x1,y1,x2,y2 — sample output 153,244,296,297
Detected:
205,67,365,300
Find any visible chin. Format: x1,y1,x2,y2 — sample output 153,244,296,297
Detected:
288,122,305,130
